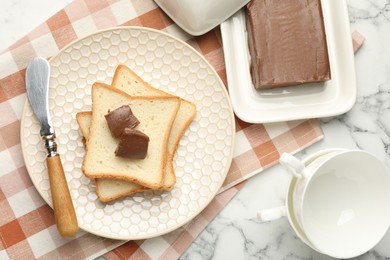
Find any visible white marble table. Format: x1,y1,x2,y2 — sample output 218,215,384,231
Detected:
1,0,389,259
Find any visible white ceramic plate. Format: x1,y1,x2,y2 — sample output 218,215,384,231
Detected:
154,0,250,36
221,0,356,123
20,27,235,240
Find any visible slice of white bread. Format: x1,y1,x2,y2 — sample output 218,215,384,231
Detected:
82,82,180,189
78,65,196,202
112,65,197,189
77,111,148,201
77,102,196,202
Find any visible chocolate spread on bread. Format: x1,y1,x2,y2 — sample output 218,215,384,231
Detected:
105,105,149,159
115,129,149,159
105,105,140,138
246,0,331,89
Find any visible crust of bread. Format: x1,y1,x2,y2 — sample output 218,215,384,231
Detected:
159,100,196,189
170,99,196,157
95,180,149,203
76,111,92,146
112,64,175,97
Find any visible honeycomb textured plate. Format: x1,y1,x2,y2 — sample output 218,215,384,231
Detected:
20,27,235,240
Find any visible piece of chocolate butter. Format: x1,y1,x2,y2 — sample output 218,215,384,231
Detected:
115,129,149,159
105,105,140,138
246,0,331,89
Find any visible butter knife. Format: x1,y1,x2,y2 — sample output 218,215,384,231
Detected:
26,57,78,238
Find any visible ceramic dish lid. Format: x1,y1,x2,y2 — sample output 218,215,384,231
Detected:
154,0,250,35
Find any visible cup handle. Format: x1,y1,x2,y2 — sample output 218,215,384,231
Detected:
257,206,287,222
280,153,305,178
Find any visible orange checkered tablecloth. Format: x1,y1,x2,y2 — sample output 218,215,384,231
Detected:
0,0,362,258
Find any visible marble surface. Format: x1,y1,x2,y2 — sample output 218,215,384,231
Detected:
1,0,390,259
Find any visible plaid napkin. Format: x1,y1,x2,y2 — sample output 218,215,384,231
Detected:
0,0,363,259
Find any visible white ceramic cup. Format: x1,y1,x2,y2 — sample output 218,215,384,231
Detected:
258,149,345,251
258,149,390,258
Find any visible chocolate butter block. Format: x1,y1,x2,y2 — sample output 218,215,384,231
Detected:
246,0,331,89
115,129,149,159
105,105,140,138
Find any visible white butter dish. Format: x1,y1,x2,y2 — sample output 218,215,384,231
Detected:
221,0,356,123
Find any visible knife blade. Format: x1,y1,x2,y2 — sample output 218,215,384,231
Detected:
26,57,78,238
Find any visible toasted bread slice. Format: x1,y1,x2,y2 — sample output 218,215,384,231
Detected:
111,65,196,188
77,111,148,201
82,83,180,189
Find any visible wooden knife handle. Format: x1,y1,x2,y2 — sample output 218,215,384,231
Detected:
47,155,78,237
